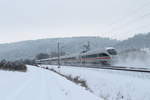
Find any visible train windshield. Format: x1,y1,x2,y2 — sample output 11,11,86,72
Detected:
107,49,117,55
99,53,109,57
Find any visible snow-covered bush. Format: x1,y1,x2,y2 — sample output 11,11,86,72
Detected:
0,60,27,72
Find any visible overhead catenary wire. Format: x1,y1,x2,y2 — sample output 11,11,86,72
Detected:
106,0,150,34
121,21,150,35
111,12,150,32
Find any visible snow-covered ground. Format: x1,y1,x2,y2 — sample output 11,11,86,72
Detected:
43,65,150,100
116,48,150,68
0,65,101,100
115,58,150,68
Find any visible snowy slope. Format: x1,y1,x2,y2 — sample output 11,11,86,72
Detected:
0,65,101,100
44,65,150,100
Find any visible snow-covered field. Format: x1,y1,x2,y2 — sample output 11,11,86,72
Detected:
43,65,150,100
0,65,101,100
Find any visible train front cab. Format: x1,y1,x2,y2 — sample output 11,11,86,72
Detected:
106,47,118,65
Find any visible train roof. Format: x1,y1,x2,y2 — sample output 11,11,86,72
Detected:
80,48,108,56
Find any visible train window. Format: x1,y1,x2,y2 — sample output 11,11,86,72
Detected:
81,54,97,58
107,49,117,55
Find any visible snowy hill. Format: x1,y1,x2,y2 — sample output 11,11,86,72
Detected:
0,33,150,61
0,37,117,61
115,33,150,51
0,65,100,100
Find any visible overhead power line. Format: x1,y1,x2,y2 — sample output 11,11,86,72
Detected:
121,20,150,34
110,12,150,32
107,1,150,33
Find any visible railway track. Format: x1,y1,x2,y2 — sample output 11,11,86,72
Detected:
100,66,150,73
58,64,150,73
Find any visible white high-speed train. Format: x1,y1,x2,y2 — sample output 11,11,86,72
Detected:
36,47,117,65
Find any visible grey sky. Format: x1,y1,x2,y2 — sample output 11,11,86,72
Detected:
0,0,150,43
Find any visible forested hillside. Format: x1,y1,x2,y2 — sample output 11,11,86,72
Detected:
115,33,150,51
0,33,150,61
0,37,117,60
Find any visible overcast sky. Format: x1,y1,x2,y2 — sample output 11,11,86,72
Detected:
0,0,150,43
